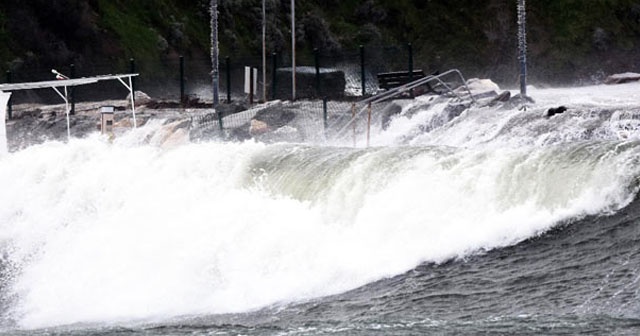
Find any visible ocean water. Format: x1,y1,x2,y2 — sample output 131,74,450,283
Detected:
1,83,640,335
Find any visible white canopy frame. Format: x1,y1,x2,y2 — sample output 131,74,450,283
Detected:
0,73,139,140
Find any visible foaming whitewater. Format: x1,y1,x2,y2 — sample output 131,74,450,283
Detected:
373,82,640,148
1,83,640,331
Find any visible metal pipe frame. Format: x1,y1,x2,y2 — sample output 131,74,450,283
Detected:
332,69,476,140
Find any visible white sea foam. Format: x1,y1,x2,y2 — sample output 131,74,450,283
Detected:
1,83,640,328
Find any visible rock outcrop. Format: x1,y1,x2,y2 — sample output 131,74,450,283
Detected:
604,72,640,85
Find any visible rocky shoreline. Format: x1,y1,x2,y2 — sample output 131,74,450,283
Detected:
11,72,637,152
2,78,520,152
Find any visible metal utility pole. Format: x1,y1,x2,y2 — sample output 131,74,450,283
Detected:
211,0,220,107
262,0,267,102
517,0,527,98
291,0,296,101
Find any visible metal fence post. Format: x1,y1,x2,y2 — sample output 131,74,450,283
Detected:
323,96,328,136
271,52,277,100
367,102,372,147
408,43,414,98
179,55,185,104
360,45,365,96
314,48,320,97
351,103,356,147
226,56,231,103
70,63,75,115
249,67,254,105
5,71,11,120
217,109,224,131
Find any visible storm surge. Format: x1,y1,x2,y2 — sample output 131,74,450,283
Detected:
1,83,640,332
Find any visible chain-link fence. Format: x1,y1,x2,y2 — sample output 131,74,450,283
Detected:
188,96,413,146
2,42,419,103
3,42,433,143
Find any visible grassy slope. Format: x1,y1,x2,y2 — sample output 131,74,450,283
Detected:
95,0,210,76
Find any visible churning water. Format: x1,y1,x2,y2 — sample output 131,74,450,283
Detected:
2,83,640,335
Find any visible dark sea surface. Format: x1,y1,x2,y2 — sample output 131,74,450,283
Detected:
4,196,640,335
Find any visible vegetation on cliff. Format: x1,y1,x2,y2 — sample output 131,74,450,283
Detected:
1,0,640,85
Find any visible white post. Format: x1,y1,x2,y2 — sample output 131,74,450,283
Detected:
51,85,72,140
291,0,296,101
0,91,11,156
129,76,137,128
117,75,138,128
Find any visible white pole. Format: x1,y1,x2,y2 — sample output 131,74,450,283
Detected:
291,0,296,101
262,0,267,102
50,86,71,139
116,75,138,128
129,76,137,128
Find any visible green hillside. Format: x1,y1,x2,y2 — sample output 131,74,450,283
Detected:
1,0,640,85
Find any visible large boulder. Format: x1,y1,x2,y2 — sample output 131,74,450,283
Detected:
381,100,409,130
463,78,500,97
126,91,153,107
149,119,190,148
604,72,640,84
253,103,296,128
249,119,269,136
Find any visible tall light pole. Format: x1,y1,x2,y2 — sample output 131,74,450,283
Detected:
291,0,296,101
517,0,527,98
262,0,267,102
211,0,220,107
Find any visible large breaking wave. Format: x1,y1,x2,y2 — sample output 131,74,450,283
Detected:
0,82,640,329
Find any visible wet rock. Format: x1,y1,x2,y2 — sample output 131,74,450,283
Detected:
465,78,500,95
472,90,498,100
494,91,511,102
443,103,469,120
126,91,153,107
547,106,568,117
249,119,269,135
604,72,640,84
271,125,302,142
508,93,535,106
149,119,190,148
161,128,189,149
381,101,404,130
483,91,511,107
253,103,295,128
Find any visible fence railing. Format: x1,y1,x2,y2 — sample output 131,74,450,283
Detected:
1,43,421,108
327,69,476,146
2,42,475,146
